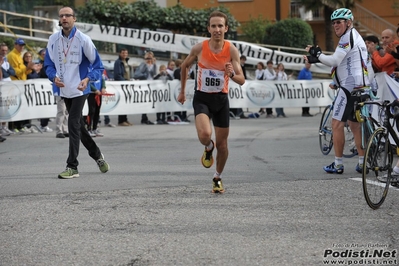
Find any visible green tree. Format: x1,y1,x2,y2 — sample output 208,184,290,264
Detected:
240,15,270,44
299,0,359,51
264,18,313,49
77,0,240,36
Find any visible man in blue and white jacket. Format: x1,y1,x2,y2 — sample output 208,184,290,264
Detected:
44,6,109,179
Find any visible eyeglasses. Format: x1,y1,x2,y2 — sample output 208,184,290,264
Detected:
145,58,153,60
25,55,32,57
59,14,74,18
332,20,346,26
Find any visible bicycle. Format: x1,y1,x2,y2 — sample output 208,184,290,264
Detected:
360,100,399,209
319,89,358,158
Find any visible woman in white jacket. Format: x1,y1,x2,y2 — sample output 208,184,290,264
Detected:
275,63,290,117
255,62,266,114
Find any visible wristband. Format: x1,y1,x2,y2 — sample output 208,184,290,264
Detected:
230,72,235,78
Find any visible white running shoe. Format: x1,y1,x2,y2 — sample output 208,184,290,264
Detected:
41,126,53,132
89,131,96,137
94,129,104,137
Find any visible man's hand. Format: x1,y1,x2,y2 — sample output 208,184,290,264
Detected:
224,62,234,77
306,55,320,64
309,46,322,58
78,77,89,91
54,77,65,88
177,91,186,104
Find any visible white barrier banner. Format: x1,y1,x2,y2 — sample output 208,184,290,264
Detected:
0,79,335,122
51,20,331,74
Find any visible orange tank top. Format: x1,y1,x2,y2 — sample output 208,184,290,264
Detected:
197,40,231,93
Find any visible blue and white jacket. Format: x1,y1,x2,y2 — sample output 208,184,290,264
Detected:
44,26,104,98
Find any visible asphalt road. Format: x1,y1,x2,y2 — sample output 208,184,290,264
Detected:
1,108,398,266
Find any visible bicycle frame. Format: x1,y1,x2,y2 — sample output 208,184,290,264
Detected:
354,89,380,149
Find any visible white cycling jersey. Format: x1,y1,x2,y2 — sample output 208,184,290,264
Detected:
319,28,370,92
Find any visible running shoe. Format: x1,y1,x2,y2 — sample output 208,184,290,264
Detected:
58,167,79,179
356,163,369,174
212,177,225,193
0,128,10,136
323,162,344,174
355,163,363,173
94,129,104,137
201,140,214,168
41,126,53,132
96,153,109,173
378,170,399,183
88,130,96,137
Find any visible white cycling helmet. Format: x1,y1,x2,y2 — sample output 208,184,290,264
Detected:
331,8,354,21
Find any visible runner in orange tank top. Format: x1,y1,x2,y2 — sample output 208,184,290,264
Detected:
197,39,231,94
178,10,245,193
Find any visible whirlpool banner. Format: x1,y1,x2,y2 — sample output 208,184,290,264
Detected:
0,79,334,122
51,20,331,74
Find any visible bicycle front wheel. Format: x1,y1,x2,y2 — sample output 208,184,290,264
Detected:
319,105,333,155
362,127,392,209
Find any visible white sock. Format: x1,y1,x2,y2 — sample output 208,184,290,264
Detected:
393,166,399,174
358,156,364,165
214,172,221,179
206,140,214,151
335,157,343,166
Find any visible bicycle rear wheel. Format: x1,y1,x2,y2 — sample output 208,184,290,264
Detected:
362,128,392,209
319,105,333,155
343,124,358,158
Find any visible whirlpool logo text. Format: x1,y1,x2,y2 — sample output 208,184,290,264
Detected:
0,83,22,120
246,82,275,105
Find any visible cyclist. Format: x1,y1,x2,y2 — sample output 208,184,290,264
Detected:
305,8,370,174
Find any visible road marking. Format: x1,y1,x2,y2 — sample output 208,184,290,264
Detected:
350,177,399,190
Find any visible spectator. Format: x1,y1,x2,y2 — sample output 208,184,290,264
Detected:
154,64,173,124
101,70,115,127
23,51,41,133
173,59,190,122
7,38,35,132
54,97,69,139
255,62,266,115
86,70,107,137
371,29,399,80
166,59,175,76
165,60,176,121
275,63,289,117
263,60,276,118
231,55,248,119
0,42,15,136
297,62,313,117
44,6,109,178
113,48,133,126
364,35,382,74
133,51,157,125
363,36,379,92
37,48,53,133
0,52,10,140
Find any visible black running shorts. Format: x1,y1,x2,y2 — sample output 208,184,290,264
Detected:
192,91,230,128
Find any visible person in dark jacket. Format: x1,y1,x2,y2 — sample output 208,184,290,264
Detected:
133,51,157,125
113,48,133,126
